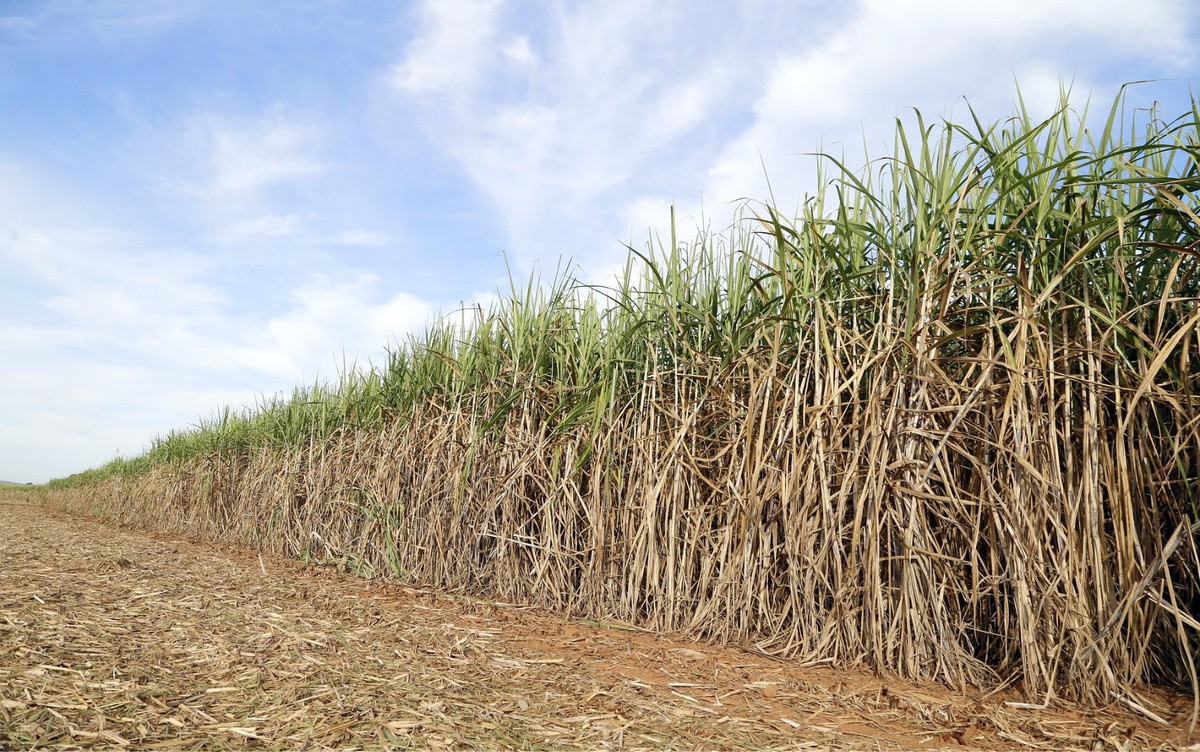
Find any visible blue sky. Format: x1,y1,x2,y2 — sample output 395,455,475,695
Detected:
1,0,1197,483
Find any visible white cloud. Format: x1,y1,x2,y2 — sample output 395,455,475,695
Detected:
7,225,438,387
149,107,328,245
0,15,37,32
155,107,324,209
0,163,450,480
385,0,1196,287
330,230,394,247
501,35,538,67
5,228,222,338
231,213,304,237
390,0,503,94
702,0,1195,219
264,274,440,378
389,0,742,277
0,1,211,42
206,115,323,195
642,77,719,146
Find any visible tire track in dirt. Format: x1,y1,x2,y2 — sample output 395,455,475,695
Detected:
0,501,1192,750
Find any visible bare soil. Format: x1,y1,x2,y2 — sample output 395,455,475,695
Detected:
1,501,1196,751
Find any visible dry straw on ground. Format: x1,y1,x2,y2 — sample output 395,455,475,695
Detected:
3,500,1196,750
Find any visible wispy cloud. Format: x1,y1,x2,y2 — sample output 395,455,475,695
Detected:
0,0,212,45
390,0,503,95
262,273,440,379
389,0,756,276
0,15,38,33
329,230,394,247
388,0,1197,285
0,163,444,480
140,106,332,250
4,222,436,387
182,109,324,199
704,0,1196,214
501,35,538,68
230,213,305,237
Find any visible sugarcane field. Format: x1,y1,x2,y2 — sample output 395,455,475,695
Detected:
3,35,1200,750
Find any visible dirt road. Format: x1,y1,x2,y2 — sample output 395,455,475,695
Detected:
0,501,1193,750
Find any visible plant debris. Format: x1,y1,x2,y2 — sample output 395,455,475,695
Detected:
2,501,1195,750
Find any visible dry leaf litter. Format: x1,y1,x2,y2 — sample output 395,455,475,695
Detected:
1,501,1195,751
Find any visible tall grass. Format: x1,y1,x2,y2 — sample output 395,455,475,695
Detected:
43,88,1200,710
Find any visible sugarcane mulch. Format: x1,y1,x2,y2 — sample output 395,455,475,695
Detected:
0,501,1195,751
